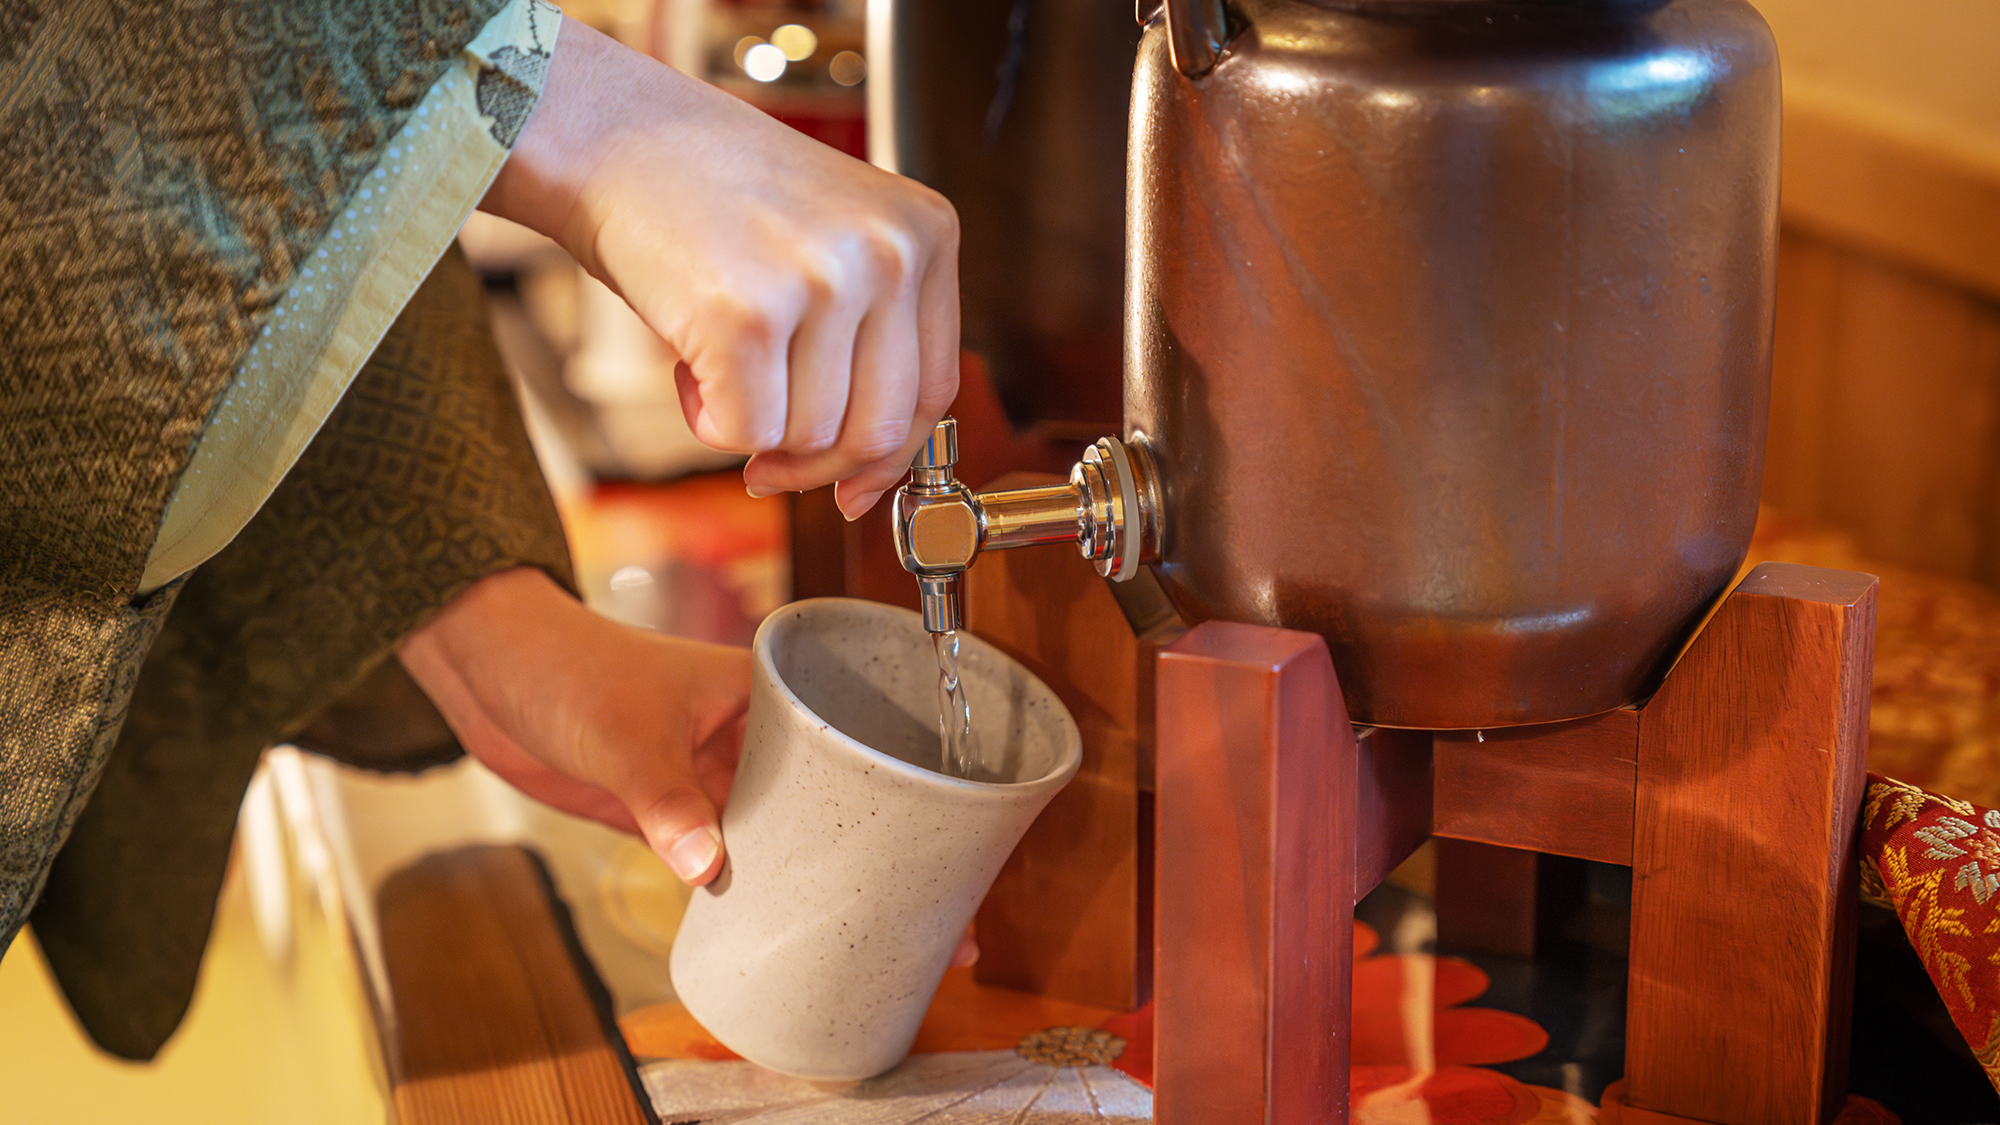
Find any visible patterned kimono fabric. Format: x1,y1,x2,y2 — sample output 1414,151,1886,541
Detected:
1862,774,2000,1091
0,0,570,1058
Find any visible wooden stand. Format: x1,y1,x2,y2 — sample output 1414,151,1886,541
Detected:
971,550,1877,1125
962,513,1175,1009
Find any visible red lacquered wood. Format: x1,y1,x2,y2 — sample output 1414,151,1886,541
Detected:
1625,562,1876,1125
1600,1083,1897,1125
1433,709,1639,865
1354,727,1434,903
1156,621,1355,1125
1433,838,1544,960
967,535,1148,1010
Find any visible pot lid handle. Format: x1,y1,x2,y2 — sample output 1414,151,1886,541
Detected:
1163,0,1228,76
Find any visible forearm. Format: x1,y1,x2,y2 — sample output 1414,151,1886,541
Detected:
479,17,689,273
476,12,962,510
398,567,567,753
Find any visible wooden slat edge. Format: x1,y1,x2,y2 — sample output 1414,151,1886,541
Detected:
379,845,656,1125
1783,82,2000,302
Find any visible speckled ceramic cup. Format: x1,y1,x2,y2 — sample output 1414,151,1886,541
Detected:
669,598,1082,1081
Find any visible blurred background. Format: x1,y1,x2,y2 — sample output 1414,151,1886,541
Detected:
4,0,1999,1120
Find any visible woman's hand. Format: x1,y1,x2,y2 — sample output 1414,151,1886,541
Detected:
398,567,750,885
401,568,981,964
481,19,960,519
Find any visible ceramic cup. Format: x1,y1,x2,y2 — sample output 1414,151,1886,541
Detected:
668,598,1082,1080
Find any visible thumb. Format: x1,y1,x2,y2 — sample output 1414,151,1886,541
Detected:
629,784,725,886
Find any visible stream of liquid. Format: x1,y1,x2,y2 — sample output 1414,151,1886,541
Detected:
933,629,977,779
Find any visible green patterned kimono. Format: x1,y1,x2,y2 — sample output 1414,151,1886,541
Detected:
1,0,573,1058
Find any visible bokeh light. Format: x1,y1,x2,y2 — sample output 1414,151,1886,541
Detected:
829,50,867,87
771,24,818,62
744,42,787,82
733,35,764,70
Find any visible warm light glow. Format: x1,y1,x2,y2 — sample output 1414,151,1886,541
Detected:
609,565,653,591
829,49,867,87
1250,62,1319,98
733,35,764,70
771,23,818,62
744,42,788,82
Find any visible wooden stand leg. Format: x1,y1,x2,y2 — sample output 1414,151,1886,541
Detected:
965,540,1156,1009
1435,838,1543,960
1434,840,1592,961
1618,562,1876,1125
1156,622,1355,1125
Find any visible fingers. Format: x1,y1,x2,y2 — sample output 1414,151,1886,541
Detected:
506,25,967,505
692,707,747,811
407,568,751,889
745,269,923,498
402,588,652,832
830,211,961,517
742,187,956,506
596,643,748,887
574,83,961,508
740,210,935,498
468,732,643,835
632,786,726,885
676,288,797,454
399,629,644,836
828,358,958,520
914,188,964,436
829,348,958,518
833,282,924,494
778,255,868,456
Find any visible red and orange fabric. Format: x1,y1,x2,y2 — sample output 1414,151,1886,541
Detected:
1861,771,2000,1089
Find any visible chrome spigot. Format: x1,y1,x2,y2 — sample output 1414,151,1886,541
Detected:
895,419,977,633
892,417,1164,633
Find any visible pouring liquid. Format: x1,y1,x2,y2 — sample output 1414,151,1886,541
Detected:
933,630,977,779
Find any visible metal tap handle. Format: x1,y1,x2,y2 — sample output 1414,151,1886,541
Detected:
915,417,957,470
910,417,959,491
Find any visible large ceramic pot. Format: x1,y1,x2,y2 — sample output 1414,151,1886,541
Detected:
1126,0,1781,728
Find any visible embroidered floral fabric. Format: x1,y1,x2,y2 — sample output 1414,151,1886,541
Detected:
1861,772,2000,1089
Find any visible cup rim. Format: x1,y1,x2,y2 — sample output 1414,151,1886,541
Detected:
752,597,1082,793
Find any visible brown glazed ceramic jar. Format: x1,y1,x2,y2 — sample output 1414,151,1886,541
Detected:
1125,0,1781,728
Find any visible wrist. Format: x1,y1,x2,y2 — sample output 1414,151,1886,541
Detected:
479,17,664,273
402,568,572,687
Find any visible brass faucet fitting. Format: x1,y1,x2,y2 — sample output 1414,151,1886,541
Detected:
892,417,1163,633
